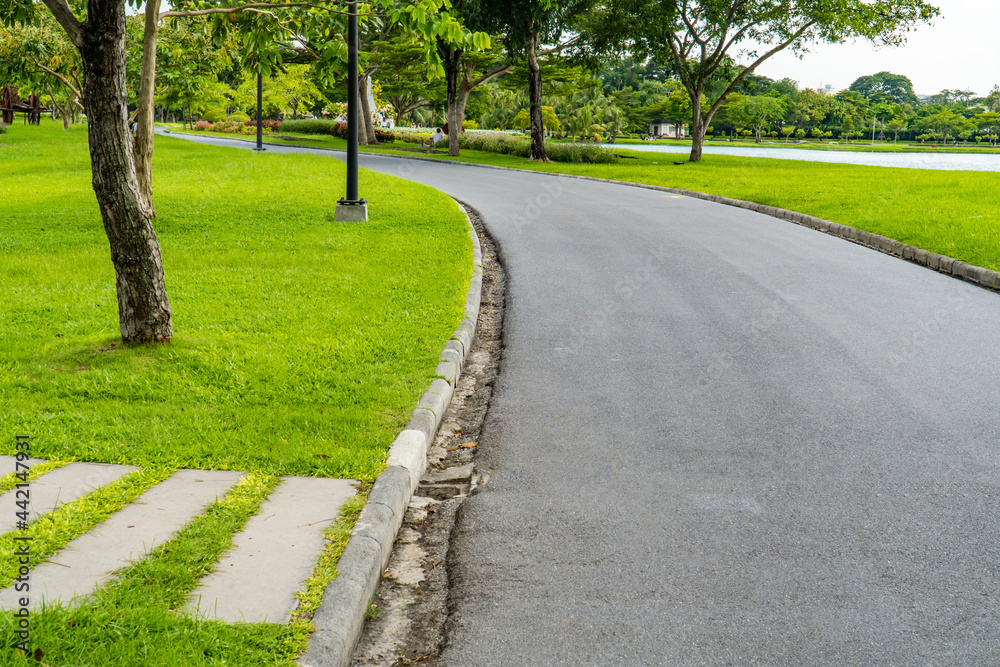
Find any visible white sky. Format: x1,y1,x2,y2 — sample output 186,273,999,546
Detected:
749,0,1000,97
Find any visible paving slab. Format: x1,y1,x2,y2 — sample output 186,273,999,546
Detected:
186,476,357,623
0,455,49,474
0,469,244,609
0,461,138,534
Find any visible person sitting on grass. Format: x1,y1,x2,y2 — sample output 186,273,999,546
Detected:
423,127,445,147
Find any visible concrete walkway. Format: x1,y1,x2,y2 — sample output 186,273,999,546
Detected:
0,456,356,622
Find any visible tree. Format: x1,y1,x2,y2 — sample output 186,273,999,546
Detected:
600,0,939,161
727,94,785,142
437,35,509,156
849,71,918,106
0,14,84,128
271,64,321,118
473,0,590,160
984,85,1000,113
0,0,174,341
976,111,1000,146
371,35,435,125
1,0,479,343
884,116,908,143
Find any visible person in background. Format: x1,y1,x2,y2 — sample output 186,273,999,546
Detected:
428,127,445,146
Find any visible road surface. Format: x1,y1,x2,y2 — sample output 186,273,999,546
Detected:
164,132,1000,665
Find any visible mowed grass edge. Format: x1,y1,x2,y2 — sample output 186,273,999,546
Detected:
0,121,473,480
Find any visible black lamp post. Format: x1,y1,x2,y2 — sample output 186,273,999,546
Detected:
253,69,265,152
334,0,368,221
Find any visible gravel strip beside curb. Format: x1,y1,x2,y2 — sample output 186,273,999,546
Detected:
176,127,996,293
299,204,482,667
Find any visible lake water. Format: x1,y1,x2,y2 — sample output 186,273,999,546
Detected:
604,143,1000,172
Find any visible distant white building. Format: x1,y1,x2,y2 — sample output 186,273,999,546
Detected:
648,118,687,137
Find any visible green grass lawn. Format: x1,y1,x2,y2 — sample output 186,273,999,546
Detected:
0,121,472,479
611,136,1000,154
0,120,470,665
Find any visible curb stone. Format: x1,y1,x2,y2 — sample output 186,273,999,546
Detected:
172,127,998,294
299,201,482,667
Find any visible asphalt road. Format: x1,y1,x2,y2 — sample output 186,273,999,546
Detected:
162,132,1000,665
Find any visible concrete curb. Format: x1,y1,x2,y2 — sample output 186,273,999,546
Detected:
299,202,482,667
169,127,998,293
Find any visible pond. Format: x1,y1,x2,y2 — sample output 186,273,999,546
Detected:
604,143,1000,172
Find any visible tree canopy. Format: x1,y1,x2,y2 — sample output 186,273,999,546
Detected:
849,71,918,106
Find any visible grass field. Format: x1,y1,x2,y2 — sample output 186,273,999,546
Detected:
611,136,1000,154
0,121,472,479
0,120,470,665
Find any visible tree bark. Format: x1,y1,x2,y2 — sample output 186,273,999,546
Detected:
689,90,705,162
134,0,161,217
359,74,377,145
79,0,172,342
526,27,547,162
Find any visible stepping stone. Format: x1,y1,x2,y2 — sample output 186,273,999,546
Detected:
0,469,243,609
0,455,49,473
0,461,138,534
186,476,357,623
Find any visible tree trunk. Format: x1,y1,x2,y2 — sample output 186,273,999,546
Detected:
439,40,463,156
134,0,161,217
79,0,172,343
356,75,369,146
359,75,376,144
689,90,706,162
526,27,547,161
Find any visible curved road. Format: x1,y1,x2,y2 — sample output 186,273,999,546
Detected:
164,132,1000,665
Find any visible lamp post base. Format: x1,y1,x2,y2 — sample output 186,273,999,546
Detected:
334,199,368,222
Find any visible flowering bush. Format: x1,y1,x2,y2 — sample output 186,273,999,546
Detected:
194,121,213,131
207,121,255,135
243,119,281,130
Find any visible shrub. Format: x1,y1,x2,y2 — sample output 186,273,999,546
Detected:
202,108,227,123
194,121,213,131
458,131,617,163
328,122,395,142
396,132,429,144
0,122,9,135
245,119,281,130
546,142,618,164
229,111,251,123
458,131,530,157
462,120,479,130
280,118,337,135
